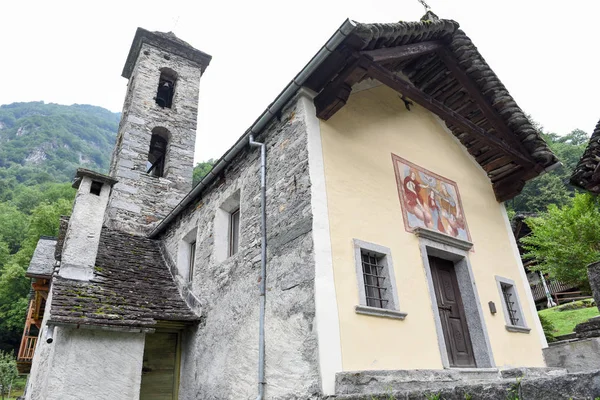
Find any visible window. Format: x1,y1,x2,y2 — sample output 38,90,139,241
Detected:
214,190,241,262
90,181,103,196
147,127,169,177
352,239,407,320
177,228,197,283
229,209,240,256
155,68,177,108
188,241,196,282
495,276,530,333
361,251,387,308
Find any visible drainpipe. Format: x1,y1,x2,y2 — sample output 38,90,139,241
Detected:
249,135,267,400
46,325,55,344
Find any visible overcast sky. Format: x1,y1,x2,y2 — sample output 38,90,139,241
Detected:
2,0,599,163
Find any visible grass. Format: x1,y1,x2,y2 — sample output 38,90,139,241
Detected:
3,388,24,399
538,300,600,337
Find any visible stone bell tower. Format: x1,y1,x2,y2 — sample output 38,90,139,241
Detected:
106,28,212,235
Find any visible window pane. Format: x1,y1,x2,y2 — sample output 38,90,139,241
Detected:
188,241,196,282
502,284,520,326
361,251,387,309
229,210,240,256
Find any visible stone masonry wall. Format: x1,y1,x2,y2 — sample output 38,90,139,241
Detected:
43,327,145,400
26,286,146,400
106,42,203,236
160,95,320,399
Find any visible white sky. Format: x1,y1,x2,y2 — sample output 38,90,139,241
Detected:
1,0,599,163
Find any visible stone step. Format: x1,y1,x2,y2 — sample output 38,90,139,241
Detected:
335,367,567,396
326,369,600,400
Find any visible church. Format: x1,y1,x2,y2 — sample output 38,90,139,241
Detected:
19,11,567,400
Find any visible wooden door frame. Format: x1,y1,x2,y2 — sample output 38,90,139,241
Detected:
142,326,183,399
415,228,495,369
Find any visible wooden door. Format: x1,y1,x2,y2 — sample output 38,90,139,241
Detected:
429,256,476,368
140,331,180,400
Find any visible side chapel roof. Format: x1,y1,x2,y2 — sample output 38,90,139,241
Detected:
26,237,57,279
570,119,600,193
49,228,198,329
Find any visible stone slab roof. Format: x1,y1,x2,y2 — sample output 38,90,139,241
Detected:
304,14,558,201
54,216,69,261
26,237,57,279
122,27,212,78
571,119,600,193
49,228,198,329
72,168,118,189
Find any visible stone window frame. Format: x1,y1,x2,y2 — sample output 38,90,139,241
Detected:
352,239,407,320
495,276,531,334
214,190,241,263
415,227,495,368
177,227,198,284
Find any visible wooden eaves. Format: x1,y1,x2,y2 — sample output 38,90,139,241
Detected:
314,40,544,202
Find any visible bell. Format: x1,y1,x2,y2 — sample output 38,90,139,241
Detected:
156,82,172,108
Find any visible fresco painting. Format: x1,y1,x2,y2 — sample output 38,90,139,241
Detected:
392,154,471,241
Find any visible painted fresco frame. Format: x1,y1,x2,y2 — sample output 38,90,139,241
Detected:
391,153,472,242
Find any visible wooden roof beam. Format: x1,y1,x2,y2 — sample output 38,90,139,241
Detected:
315,56,371,120
359,41,444,64
365,61,535,169
437,48,539,171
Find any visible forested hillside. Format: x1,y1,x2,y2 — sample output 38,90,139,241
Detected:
0,102,119,353
0,102,119,184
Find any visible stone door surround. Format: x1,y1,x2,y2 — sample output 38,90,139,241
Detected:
415,227,495,368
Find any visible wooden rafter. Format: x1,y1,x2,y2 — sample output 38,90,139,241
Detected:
436,48,537,168
315,56,371,120
359,41,444,64
364,60,535,169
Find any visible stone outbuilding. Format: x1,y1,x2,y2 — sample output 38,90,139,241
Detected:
22,11,581,400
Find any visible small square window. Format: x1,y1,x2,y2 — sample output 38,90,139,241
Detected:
229,209,240,257
495,276,530,333
353,239,407,320
90,181,103,196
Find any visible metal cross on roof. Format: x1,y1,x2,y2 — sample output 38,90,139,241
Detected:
417,0,432,11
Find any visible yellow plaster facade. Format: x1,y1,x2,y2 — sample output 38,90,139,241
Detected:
318,83,546,372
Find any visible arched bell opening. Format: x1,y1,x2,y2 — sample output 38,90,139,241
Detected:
155,68,178,108
146,127,170,177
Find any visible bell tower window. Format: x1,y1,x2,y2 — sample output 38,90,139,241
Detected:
146,127,169,177
155,68,178,108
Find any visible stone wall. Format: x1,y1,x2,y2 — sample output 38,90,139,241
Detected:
26,293,146,400
25,290,54,400
329,370,600,400
41,327,145,400
588,261,600,311
160,94,321,399
106,41,203,235
544,337,600,372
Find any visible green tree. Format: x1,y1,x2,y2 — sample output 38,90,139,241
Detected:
0,199,72,353
522,193,600,288
192,159,216,186
509,129,588,213
0,350,17,400
0,204,27,254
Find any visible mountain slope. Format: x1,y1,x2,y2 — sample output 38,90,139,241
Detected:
0,102,119,184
